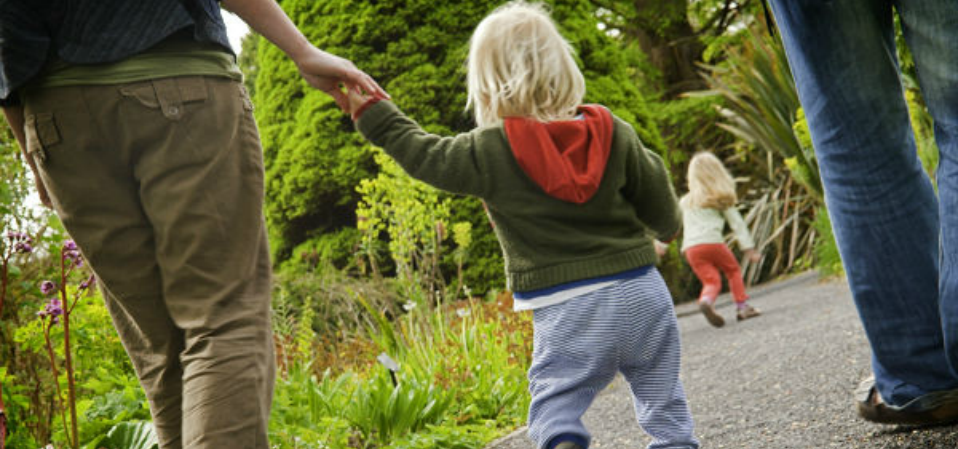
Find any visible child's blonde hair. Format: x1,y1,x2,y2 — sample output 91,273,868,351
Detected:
686,152,737,210
466,1,586,127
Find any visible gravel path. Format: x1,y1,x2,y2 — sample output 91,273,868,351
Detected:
485,272,958,449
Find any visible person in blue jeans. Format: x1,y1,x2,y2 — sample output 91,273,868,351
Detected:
766,0,958,425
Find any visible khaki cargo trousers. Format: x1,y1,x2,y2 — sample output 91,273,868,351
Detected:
22,76,275,449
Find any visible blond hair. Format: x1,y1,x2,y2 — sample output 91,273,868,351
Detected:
685,152,737,210
466,1,586,127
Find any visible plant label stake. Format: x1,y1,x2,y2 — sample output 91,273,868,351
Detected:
377,352,399,386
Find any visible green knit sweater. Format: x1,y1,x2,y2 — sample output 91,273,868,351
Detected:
356,100,680,292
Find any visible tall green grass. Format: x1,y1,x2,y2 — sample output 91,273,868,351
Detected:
268,291,532,449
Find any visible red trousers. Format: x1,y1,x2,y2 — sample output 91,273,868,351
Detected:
684,243,749,303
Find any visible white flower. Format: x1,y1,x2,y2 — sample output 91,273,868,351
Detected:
456,308,471,318
403,301,417,312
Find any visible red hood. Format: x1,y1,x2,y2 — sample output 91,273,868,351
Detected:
503,105,613,204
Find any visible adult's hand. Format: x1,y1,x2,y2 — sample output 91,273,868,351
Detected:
292,47,386,112
221,0,386,111
3,106,52,208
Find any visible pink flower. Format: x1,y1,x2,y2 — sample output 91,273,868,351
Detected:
7,232,33,253
40,280,56,295
79,274,96,290
62,240,83,266
38,298,64,325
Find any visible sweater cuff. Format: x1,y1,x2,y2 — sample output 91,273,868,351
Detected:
352,96,384,121
658,228,680,244
355,100,400,144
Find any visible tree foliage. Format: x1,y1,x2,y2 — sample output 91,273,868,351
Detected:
254,0,665,292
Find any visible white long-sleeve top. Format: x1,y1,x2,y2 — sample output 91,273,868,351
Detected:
679,196,755,252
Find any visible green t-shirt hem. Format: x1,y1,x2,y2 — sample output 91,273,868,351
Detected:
32,36,242,90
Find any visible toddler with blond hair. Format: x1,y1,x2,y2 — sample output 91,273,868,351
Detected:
679,152,761,327
346,2,699,448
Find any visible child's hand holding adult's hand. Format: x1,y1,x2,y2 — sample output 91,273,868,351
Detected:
347,88,367,115
347,88,383,121
293,47,386,112
653,240,669,258
745,248,762,263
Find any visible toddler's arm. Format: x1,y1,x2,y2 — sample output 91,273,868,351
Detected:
722,207,757,253
348,92,493,198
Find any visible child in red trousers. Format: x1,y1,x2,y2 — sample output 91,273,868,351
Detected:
678,152,761,327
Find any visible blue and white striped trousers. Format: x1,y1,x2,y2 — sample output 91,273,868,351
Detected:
527,268,699,449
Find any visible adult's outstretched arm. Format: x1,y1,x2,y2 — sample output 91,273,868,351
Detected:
221,0,387,109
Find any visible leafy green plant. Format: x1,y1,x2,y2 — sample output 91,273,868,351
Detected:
266,282,531,449
347,369,453,444
905,90,939,183
811,208,843,277
696,30,822,200
2,231,65,448
31,241,98,449
269,365,357,449
1,124,73,448
450,222,473,300
357,150,453,308
1,231,34,448
386,423,499,449
8,235,143,449
78,387,150,446
273,260,399,356
357,295,531,442
83,421,157,449
0,367,35,449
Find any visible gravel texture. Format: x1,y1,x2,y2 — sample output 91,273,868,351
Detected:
485,272,958,449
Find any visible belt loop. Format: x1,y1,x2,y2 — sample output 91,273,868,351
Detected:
152,78,184,121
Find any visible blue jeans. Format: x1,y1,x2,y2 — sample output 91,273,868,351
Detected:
768,0,958,409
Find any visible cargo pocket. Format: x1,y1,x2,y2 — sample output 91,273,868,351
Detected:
24,112,61,166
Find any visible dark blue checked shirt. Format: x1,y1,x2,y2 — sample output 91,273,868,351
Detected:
0,0,233,105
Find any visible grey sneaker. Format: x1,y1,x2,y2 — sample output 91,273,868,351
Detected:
736,305,761,321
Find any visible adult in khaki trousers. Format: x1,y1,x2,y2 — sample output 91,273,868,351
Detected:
0,1,384,447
